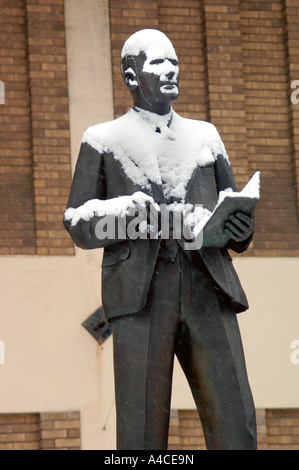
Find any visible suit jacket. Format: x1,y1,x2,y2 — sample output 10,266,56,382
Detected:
63,108,251,320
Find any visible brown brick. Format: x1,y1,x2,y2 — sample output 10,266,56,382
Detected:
55,437,81,448
54,419,80,430
0,412,81,450
41,429,67,439
67,428,80,438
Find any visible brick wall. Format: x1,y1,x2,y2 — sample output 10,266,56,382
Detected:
0,413,40,450
0,411,80,450
0,0,36,255
266,409,299,450
2,1,299,256
109,0,299,256
0,0,73,255
168,410,206,450
284,0,299,220
168,408,299,450
240,0,299,255
39,411,81,450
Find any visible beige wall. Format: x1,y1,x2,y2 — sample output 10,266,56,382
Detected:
0,0,298,451
236,257,299,409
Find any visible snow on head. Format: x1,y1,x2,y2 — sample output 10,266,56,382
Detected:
121,29,177,62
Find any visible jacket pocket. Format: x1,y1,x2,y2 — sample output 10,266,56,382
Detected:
102,241,131,267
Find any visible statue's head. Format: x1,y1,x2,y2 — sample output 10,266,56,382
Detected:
121,29,179,115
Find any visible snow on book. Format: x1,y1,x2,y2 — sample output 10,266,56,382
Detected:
191,171,260,248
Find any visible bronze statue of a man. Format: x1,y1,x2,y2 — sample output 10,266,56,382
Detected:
64,29,257,450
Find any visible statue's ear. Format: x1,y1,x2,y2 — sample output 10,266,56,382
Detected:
124,67,138,91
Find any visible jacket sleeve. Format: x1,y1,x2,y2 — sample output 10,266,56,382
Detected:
214,154,254,253
63,142,123,250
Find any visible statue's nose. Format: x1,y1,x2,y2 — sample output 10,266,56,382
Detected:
166,70,175,80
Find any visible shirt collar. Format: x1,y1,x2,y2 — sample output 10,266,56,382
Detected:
132,106,173,132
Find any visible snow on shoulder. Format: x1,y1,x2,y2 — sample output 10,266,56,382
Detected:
82,109,229,199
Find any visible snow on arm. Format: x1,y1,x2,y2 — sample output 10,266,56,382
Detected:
64,191,157,227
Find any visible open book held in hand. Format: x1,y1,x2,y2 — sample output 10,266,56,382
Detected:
196,171,260,248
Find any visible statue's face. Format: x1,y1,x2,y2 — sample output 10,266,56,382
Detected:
125,49,179,114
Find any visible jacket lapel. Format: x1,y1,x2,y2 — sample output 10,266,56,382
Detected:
184,167,201,201
151,181,165,204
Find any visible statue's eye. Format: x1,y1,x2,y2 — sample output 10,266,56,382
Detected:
169,59,178,66
150,59,164,65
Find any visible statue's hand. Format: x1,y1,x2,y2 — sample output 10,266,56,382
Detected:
224,212,254,243
130,192,160,218
126,192,161,239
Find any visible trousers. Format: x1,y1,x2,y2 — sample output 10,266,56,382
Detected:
111,248,257,450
